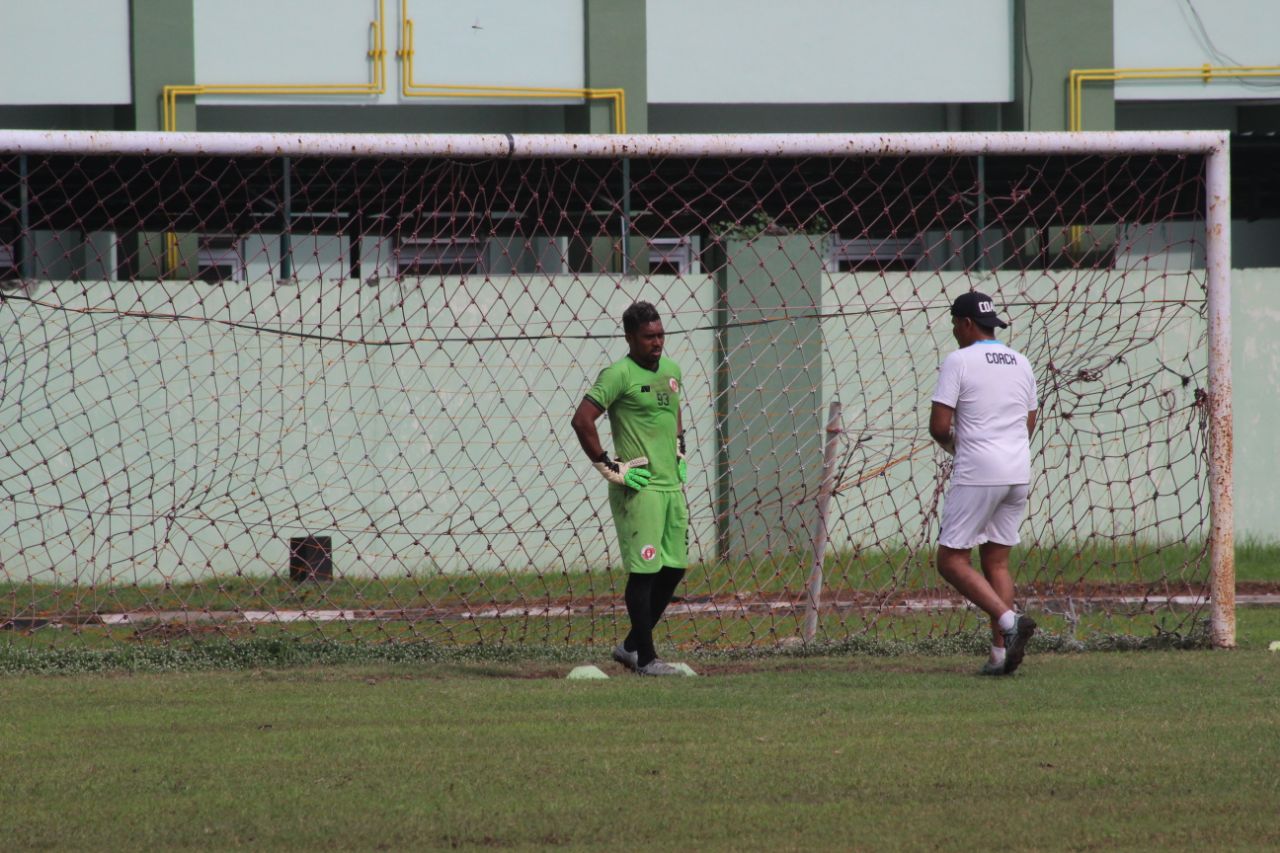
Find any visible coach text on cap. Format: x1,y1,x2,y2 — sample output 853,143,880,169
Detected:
950,291,1008,329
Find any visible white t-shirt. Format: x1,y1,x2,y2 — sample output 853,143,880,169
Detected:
931,340,1038,486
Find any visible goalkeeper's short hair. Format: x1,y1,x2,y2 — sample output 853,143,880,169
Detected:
622,301,661,334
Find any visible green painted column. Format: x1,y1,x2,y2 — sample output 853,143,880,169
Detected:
129,0,196,132
1003,0,1114,131
578,0,647,134
570,0,649,273
126,0,197,280
713,236,824,561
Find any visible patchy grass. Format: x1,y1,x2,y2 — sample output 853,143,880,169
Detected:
1,613,1278,850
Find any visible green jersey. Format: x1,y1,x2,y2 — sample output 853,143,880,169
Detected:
585,354,683,491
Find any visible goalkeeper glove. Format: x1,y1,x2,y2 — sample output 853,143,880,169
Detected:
593,453,651,489
677,432,688,484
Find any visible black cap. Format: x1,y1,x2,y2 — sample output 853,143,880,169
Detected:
950,291,1008,329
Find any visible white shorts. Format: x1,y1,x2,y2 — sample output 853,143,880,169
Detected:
938,483,1029,550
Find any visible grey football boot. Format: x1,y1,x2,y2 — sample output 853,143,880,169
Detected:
1001,615,1037,675
636,659,682,676
612,642,638,672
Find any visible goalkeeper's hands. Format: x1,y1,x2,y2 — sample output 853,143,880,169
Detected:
593,453,651,489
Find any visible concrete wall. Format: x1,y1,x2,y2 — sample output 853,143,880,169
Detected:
646,0,1013,105
0,274,717,584
0,0,131,105
1115,0,1280,101
1231,268,1280,540
1,266,1270,586
822,269,1214,556
5,0,1280,131
194,0,585,106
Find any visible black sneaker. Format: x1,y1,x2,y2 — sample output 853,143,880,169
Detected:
978,659,1007,676
1001,615,1037,675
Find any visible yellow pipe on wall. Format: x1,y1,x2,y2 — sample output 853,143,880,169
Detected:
1069,63,1280,131
1062,63,1280,254
397,2,626,133
161,0,387,269
158,0,627,270
163,0,387,132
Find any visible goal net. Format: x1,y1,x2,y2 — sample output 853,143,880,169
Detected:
0,131,1233,652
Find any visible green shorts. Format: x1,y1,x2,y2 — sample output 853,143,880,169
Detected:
608,486,688,574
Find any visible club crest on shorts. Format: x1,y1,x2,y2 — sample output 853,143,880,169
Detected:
668,377,679,393
640,544,657,561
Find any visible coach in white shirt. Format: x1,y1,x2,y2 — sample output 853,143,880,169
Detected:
929,291,1039,676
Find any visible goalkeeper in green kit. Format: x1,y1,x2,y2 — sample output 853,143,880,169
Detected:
571,302,689,677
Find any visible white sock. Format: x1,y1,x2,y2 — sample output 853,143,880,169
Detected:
990,645,1007,664
997,610,1017,632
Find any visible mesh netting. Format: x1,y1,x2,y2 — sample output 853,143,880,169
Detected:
0,133,1220,649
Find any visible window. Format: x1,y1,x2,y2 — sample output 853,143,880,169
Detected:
196,235,244,283
396,237,487,277
1018,227,1117,271
647,237,693,276
0,233,16,281
825,236,923,272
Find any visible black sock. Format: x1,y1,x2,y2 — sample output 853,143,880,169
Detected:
649,566,686,628
624,567,686,666
623,572,657,666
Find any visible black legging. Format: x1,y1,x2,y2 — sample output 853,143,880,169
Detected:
623,566,686,667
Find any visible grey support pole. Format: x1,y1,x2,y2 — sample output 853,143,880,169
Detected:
280,156,293,282
18,154,32,279
802,402,843,644
620,157,631,272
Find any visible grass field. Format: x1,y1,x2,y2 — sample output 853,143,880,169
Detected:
2,609,1277,850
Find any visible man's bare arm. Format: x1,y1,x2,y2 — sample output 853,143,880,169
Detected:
571,397,650,488
929,401,956,455
571,398,607,461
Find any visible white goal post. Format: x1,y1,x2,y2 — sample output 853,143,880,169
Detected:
0,129,1233,648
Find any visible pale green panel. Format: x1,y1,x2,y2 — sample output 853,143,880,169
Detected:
482,275,719,572
264,233,351,282
487,236,565,274
0,0,132,105
4,264,1245,588
647,0,1010,104
234,232,350,282
822,269,1212,551
407,0,585,91
821,271,956,554
282,272,719,577
718,236,825,559
669,295,720,570
1115,0,1280,102
194,0,389,105
30,231,84,280
1231,269,1280,543
0,272,717,585
194,0,585,107
1010,269,1207,547
1,279,268,585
